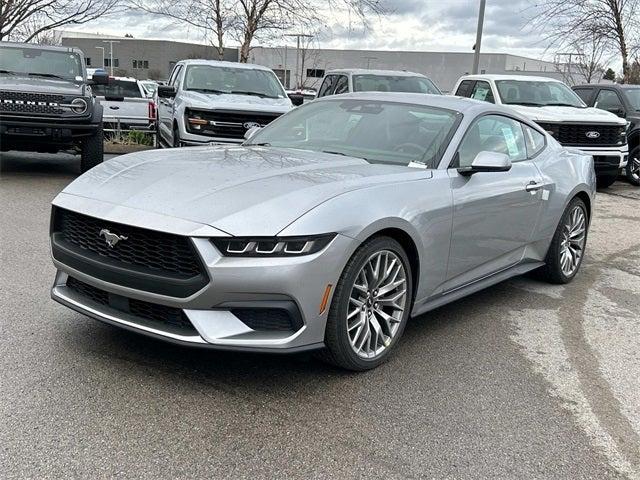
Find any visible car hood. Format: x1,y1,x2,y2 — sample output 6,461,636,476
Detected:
507,104,627,124
180,90,292,113
0,74,84,95
59,146,430,236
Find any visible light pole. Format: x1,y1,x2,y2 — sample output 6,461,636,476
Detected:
364,56,377,69
472,0,486,74
285,33,312,90
102,40,120,76
95,46,105,69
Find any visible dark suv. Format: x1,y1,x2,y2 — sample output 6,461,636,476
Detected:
573,84,640,185
0,42,108,172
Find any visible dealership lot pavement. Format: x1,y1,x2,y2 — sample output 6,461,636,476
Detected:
1,151,639,479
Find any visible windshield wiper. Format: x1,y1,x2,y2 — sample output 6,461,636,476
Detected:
231,90,278,99
321,150,367,161
28,72,66,80
248,142,271,146
545,102,583,107
0,69,17,75
504,101,544,107
189,88,226,94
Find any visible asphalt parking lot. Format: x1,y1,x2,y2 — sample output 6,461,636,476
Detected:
1,151,639,479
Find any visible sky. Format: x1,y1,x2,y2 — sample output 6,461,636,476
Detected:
71,0,552,60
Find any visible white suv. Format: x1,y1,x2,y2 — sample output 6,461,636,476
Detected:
452,74,628,187
316,69,441,98
156,60,293,147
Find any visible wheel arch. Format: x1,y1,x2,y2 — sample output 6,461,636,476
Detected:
573,190,592,221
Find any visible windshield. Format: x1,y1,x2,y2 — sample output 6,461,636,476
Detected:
625,89,640,110
141,82,157,95
353,74,441,94
0,45,83,81
246,99,459,167
92,80,142,98
184,65,285,99
495,80,585,107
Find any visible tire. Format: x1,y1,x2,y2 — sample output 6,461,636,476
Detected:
538,197,589,284
317,236,413,371
80,124,104,173
596,173,617,189
625,146,640,186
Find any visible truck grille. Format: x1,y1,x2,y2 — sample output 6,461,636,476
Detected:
66,276,197,333
535,122,625,147
0,91,65,115
185,109,282,139
51,208,209,297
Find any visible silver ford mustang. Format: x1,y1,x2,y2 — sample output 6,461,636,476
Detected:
50,93,595,370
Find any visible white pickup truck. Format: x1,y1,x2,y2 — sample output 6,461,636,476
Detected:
90,76,156,135
452,74,629,187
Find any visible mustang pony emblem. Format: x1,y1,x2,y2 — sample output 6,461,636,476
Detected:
99,229,128,248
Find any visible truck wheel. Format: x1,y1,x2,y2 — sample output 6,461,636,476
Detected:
596,173,617,189
173,125,182,148
80,125,104,173
626,147,640,186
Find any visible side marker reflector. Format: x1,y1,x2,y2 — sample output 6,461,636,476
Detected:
319,284,333,315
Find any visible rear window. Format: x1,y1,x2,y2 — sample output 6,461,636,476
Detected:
92,80,142,98
353,75,441,94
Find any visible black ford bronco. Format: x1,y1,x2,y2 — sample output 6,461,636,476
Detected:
0,42,109,172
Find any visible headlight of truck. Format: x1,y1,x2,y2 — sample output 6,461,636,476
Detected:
211,234,336,257
60,97,88,114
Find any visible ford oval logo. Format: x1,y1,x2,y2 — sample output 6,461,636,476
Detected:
585,131,600,139
243,121,261,130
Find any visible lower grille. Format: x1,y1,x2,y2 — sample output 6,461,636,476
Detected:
593,155,622,169
231,307,302,332
536,122,625,147
66,276,196,332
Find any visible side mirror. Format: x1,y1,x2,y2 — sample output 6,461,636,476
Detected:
88,72,109,86
157,85,177,98
608,107,626,118
288,93,304,106
458,151,512,176
244,126,262,140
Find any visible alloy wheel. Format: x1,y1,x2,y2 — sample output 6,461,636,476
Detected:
629,154,640,182
347,250,408,359
559,205,587,277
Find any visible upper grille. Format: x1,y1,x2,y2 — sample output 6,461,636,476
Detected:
536,122,625,147
54,208,202,278
0,90,65,115
66,276,196,332
185,109,282,139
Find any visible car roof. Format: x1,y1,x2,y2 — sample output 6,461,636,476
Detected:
110,76,138,82
459,74,564,83
327,69,426,77
573,83,640,90
177,59,274,72
0,41,83,55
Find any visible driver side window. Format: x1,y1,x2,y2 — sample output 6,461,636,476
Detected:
456,115,527,167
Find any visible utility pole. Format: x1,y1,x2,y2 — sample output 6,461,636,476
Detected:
285,33,312,89
283,44,288,89
472,0,486,74
364,56,377,69
95,46,105,69
555,52,583,84
102,40,120,76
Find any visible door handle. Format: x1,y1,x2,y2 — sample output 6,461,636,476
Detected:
525,181,544,192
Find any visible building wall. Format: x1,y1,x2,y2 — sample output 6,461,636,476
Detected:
248,47,572,92
60,37,237,80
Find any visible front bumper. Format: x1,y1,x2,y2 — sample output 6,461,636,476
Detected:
51,230,355,352
0,115,98,148
575,145,629,172
179,128,244,146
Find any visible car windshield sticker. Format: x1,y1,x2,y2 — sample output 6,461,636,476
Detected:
502,127,519,157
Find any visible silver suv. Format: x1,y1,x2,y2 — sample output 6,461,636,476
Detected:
156,60,293,147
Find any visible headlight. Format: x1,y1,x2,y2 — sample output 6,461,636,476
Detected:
60,97,88,114
211,234,335,257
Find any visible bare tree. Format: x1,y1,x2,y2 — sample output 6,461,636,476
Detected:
570,34,611,83
532,0,640,83
129,0,383,63
0,0,120,42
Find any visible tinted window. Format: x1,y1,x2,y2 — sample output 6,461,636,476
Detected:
247,99,459,168
495,80,585,107
625,89,640,110
595,89,625,116
91,80,142,98
573,88,594,104
523,125,546,157
317,75,336,97
470,81,495,103
455,80,475,97
352,75,441,94
168,65,182,86
334,76,349,94
457,115,527,167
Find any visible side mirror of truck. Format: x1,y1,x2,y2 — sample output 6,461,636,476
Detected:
88,72,109,86
157,85,177,98
288,93,304,106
